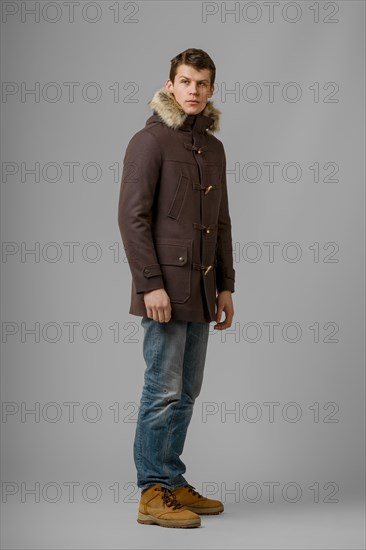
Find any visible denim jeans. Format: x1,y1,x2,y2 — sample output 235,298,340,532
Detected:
134,316,210,491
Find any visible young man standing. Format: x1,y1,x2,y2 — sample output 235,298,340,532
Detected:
118,48,235,528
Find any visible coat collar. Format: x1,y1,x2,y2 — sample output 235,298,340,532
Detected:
147,87,221,134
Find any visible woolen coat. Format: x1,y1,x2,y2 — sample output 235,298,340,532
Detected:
118,87,235,323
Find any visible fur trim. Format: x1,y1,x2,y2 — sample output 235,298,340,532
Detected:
148,87,220,133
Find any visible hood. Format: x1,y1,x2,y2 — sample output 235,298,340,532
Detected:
147,87,221,133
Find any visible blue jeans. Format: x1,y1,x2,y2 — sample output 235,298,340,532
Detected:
134,316,210,491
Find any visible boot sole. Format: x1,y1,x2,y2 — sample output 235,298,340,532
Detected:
185,505,224,515
137,512,201,528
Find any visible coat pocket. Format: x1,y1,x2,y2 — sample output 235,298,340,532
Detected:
167,174,189,220
155,241,191,303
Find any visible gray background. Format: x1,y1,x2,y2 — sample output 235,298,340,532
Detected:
1,0,365,548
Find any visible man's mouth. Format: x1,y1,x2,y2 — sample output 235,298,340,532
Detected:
187,100,199,104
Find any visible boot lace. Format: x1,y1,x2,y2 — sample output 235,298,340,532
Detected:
155,486,184,510
184,483,203,498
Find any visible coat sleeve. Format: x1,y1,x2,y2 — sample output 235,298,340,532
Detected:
118,129,165,294
215,146,235,293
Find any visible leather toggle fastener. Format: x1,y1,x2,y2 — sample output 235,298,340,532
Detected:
183,143,207,154
193,222,217,234
183,143,199,152
192,183,216,194
193,263,213,276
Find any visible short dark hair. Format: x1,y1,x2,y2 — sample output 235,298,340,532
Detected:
169,48,216,86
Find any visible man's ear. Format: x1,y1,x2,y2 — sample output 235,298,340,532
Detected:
165,79,173,92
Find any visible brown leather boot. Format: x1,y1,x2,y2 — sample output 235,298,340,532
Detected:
137,484,201,528
173,483,224,515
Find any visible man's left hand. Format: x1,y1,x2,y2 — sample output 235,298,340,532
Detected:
214,290,234,330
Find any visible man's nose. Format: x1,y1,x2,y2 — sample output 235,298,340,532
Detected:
189,82,199,94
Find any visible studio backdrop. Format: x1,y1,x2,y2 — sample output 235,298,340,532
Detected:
1,1,365,549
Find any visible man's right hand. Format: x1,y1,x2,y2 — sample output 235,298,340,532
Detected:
143,288,172,323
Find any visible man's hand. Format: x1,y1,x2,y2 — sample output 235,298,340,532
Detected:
143,288,172,323
214,290,234,330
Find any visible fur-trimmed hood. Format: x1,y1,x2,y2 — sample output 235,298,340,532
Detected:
148,87,221,133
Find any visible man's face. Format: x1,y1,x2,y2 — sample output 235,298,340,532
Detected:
165,64,214,115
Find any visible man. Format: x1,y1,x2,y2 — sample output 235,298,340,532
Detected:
118,48,235,528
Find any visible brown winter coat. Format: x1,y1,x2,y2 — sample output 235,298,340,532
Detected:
117,87,235,323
